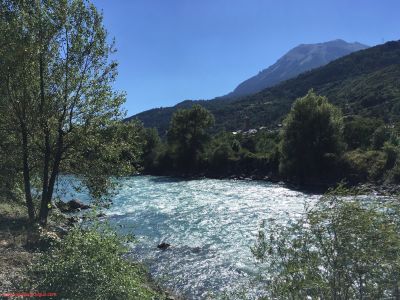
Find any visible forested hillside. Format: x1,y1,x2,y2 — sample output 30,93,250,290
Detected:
130,41,400,134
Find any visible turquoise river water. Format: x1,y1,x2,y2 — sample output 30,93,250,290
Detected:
56,175,321,299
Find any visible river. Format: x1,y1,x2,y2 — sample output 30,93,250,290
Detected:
56,175,320,299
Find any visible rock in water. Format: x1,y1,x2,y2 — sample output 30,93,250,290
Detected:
68,199,91,210
157,242,170,250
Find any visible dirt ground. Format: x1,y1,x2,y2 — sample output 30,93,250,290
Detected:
0,202,37,293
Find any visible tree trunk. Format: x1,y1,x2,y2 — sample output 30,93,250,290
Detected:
38,130,50,225
39,129,63,226
21,124,35,222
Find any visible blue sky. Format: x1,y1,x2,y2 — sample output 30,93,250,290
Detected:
92,0,400,116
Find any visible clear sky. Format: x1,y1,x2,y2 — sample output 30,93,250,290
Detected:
92,0,400,116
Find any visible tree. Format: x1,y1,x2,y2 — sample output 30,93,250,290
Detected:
343,116,383,150
0,0,137,225
371,125,392,150
279,90,344,183
207,131,237,173
167,105,214,172
141,127,162,171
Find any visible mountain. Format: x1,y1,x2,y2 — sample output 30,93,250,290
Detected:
129,40,400,134
216,40,400,129
225,39,368,98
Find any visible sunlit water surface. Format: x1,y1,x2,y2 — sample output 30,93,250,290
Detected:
56,175,320,299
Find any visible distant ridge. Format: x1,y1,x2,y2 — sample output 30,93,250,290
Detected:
224,39,368,98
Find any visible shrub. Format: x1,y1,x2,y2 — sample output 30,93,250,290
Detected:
343,149,387,182
251,188,400,299
29,226,161,299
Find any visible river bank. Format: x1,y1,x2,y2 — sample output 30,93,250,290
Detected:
0,199,179,299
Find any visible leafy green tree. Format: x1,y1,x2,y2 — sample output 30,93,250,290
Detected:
167,105,214,172
279,90,344,183
65,121,143,200
140,127,163,171
0,0,136,225
207,132,238,173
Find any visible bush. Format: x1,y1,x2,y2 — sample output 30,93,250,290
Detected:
251,188,400,299
343,149,387,182
29,226,161,300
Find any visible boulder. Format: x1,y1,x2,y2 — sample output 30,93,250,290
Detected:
191,246,201,253
54,199,90,213
157,242,170,250
68,199,91,210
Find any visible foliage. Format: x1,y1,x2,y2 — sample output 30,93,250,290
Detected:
371,125,392,150
343,116,383,150
279,90,344,183
251,188,400,299
139,95,400,187
254,130,280,154
167,104,214,172
202,131,238,173
141,127,162,171
0,118,20,201
343,150,388,182
0,0,137,224
66,121,144,200
29,226,161,300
